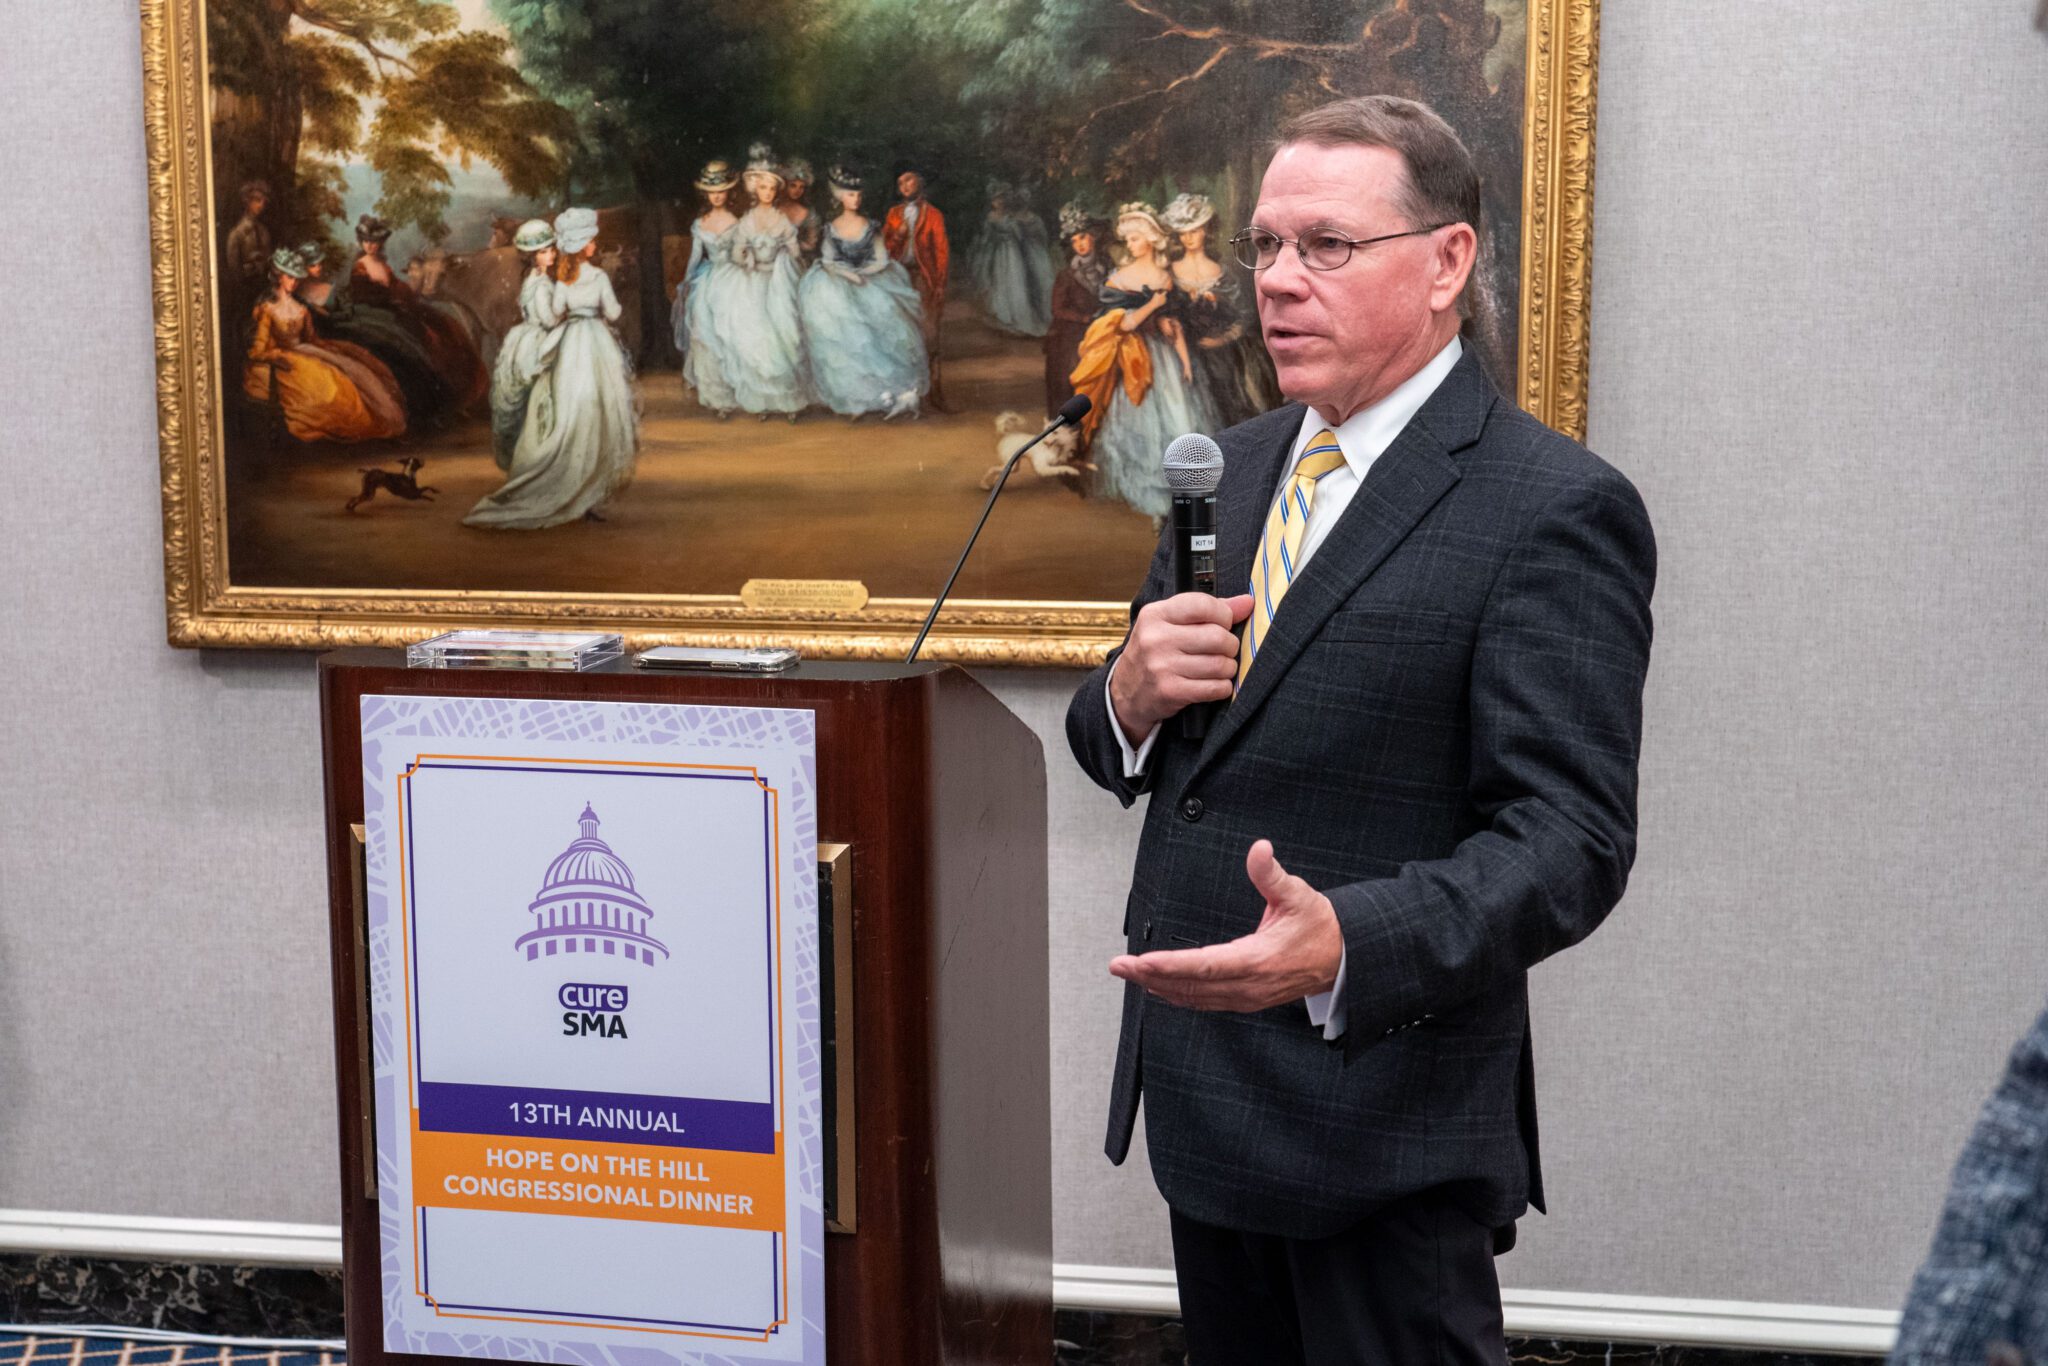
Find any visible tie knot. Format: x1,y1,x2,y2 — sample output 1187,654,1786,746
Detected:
1295,431,1346,481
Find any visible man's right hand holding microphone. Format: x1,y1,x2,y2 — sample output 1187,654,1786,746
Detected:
1109,591,1255,745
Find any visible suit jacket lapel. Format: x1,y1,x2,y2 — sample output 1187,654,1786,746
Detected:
1192,348,1496,781
1217,404,1303,598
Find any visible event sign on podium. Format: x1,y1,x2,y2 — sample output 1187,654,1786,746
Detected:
320,651,1052,1366
364,692,820,1357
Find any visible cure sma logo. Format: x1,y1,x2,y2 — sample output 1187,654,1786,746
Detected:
560,981,629,1039
513,804,670,1043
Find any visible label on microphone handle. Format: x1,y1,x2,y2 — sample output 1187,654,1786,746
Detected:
1171,493,1220,597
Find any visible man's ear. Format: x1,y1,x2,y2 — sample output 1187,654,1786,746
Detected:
1430,223,1479,314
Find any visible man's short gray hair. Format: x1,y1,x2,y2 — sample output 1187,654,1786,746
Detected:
1275,96,1487,319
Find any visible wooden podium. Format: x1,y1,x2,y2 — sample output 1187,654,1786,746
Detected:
317,650,1052,1365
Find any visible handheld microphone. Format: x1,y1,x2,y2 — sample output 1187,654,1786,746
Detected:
1163,433,1225,740
905,394,1093,663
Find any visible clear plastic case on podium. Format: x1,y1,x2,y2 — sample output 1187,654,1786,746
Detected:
405,629,623,671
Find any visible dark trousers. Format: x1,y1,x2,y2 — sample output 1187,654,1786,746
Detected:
1169,1191,1508,1366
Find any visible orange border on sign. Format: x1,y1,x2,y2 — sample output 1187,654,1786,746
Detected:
384,751,795,1340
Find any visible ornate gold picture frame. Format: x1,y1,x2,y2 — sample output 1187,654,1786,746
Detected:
145,0,1598,665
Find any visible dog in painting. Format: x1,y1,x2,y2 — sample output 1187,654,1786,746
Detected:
346,457,438,512
978,411,1094,491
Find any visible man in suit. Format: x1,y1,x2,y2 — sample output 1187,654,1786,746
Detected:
1066,95,1656,1364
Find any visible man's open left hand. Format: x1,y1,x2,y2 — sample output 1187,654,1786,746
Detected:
1109,840,1343,1011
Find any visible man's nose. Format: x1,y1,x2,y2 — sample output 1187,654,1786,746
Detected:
1256,246,1310,300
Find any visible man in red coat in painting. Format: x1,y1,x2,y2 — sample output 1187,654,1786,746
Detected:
883,163,951,411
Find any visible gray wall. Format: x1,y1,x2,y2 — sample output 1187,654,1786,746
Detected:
3,0,2046,1314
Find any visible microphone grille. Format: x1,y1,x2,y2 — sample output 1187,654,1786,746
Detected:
1162,433,1225,494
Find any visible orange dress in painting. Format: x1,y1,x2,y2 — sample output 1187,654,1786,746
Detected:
1066,308,1152,446
244,300,408,442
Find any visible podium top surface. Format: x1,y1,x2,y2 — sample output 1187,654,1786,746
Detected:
312,647,1041,733
318,647,953,686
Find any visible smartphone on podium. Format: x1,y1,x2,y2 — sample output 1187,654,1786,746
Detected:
636,645,800,673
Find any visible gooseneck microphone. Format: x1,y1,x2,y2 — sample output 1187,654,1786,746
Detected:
1163,433,1226,740
905,394,1093,663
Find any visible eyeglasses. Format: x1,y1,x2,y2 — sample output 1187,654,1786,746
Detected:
1229,224,1450,272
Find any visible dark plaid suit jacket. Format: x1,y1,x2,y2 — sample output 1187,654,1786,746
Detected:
1066,346,1656,1239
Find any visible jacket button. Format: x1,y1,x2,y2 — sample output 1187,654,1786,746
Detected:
1180,796,1205,822
1142,920,1154,941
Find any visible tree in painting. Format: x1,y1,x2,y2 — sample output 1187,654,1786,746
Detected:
208,0,571,247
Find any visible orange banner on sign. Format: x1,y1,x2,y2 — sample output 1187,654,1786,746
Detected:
411,1124,784,1232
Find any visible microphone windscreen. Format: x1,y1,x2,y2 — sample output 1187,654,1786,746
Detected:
1162,432,1225,495
1056,394,1092,426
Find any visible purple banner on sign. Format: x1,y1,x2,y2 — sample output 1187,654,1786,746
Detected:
419,1082,775,1153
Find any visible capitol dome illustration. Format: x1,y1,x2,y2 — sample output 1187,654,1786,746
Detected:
513,804,670,964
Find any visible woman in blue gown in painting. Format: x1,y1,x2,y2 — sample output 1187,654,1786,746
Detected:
671,160,737,374
1071,202,1219,522
972,184,1053,338
798,165,929,419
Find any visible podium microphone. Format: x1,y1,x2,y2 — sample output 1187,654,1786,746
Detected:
1163,433,1225,740
906,394,1093,663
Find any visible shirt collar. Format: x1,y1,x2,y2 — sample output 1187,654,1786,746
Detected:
1289,335,1463,477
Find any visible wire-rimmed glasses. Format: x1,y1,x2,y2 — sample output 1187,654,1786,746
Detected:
1229,224,1451,271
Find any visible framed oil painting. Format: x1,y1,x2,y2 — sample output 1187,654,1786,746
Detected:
144,0,1599,664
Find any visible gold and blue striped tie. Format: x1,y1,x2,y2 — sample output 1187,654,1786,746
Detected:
1237,430,1348,693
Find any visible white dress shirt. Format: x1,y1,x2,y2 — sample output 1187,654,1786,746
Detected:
1105,334,1463,1039
896,200,919,261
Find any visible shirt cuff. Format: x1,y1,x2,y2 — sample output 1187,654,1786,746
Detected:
1304,946,1348,1040
1104,661,1161,778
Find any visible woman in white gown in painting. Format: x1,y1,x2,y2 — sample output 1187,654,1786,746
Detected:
465,207,638,528
486,217,562,469
690,144,809,420
674,160,738,407
799,165,929,419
